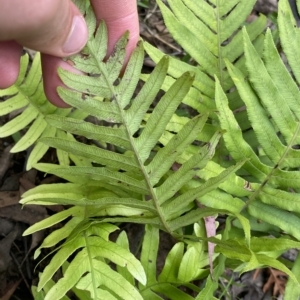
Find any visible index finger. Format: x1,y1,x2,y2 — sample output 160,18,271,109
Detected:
90,0,140,63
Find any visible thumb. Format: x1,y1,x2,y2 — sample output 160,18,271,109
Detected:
0,0,88,57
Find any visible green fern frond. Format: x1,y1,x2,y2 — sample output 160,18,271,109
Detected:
140,224,212,299
19,7,238,297
144,0,266,111
212,0,300,293
17,0,300,298
0,52,88,169
21,14,233,232
141,0,269,174
215,4,300,186
37,223,145,300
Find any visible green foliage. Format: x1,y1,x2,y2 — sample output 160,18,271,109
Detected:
216,0,300,295
1,0,300,299
0,52,88,170
19,4,231,299
144,0,266,114
137,0,149,8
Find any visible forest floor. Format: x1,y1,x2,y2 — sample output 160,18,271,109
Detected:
0,1,296,299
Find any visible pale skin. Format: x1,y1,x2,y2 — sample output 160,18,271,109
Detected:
0,0,140,107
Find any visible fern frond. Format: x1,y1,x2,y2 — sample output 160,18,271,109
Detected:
190,2,300,294
285,252,300,299
19,8,235,297
139,224,213,299
22,15,229,236
244,28,300,145
144,0,266,102
0,53,88,169
141,0,269,174
37,223,145,300
211,2,300,291
215,75,300,188
163,161,245,218
19,0,300,298
215,239,298,283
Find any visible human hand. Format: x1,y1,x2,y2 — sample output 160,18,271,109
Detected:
0,0,139,107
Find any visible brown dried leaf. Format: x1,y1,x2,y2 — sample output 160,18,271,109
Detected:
0,174,21,192
0,191,20,208
19,169,37,195
0,204,47,225
0,218,14,236
0,225,20,273
0,279,22,300
0,145,13,183
263,268,287,297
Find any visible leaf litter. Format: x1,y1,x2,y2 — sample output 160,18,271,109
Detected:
0,151,48,299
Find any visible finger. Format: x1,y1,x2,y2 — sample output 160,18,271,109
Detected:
0,41,22,88
90,0,140,64
41,54,82,108
42,0,139,106
0,0,88,57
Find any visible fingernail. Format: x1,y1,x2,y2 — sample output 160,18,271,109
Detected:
63,15,88,55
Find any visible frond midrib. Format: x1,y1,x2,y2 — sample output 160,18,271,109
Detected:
216,0,224,85
87,41,173,235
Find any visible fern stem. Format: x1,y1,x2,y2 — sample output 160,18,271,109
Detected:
123,122,173,234
84,232,98,299
89,43,173,235
243,122,300,210
216,0,224,86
